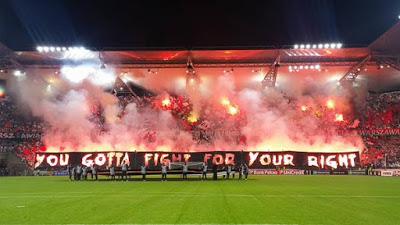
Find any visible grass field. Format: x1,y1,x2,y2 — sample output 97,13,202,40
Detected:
0,175,400,225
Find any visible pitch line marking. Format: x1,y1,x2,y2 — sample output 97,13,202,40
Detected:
6,224,304,225
3,191,94,195
1,193,400,199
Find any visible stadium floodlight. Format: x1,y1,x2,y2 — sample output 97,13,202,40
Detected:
294,42,343,50
37,45,97,58
13,70,22,77
13,70,25,77
288,64,321,72
62,46,96,60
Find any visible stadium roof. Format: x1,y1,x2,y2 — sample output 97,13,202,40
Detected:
11,47,370,66
0,23,399,93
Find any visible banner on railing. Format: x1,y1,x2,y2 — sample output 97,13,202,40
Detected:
34,151,360,170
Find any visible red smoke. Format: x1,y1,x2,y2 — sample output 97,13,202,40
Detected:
12,66,364,154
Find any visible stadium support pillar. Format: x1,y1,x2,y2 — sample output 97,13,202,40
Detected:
0,41,23,73
339,55,371,87
374,55,400,72
113,76,141,102
262,53,280,88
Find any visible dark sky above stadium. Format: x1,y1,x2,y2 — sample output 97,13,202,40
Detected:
1,0,399,50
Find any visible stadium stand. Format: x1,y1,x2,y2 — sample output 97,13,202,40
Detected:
0,88,400,174
360,91,400,167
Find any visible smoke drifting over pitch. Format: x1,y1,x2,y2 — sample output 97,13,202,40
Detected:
9,55,365,153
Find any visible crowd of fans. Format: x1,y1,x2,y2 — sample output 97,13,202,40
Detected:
0,89,400,173
360,91,400,167
0,96,43,132
0,96,43,173
362,91,400,129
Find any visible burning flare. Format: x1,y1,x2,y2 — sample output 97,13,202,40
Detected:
335,113,344,122
187,112,199,123
0,87,5,97
227,105,239,116
326,99,335,109
220,97,239,116
161,98,171,107
220,97,231,106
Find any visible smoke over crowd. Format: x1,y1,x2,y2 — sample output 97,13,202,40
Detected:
8,57,365,153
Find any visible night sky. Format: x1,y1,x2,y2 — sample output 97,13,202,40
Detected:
0,0,399,50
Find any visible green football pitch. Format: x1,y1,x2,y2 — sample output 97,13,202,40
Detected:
0,175,400,225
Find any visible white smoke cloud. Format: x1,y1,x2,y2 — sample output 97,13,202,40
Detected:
61,64,115,87
11,65,365,153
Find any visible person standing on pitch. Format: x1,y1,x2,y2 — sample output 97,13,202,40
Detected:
226,165,232,179
71,165,76,181
202,162,208,180
67,164,72,181
239,164,243,180
161,163,167,181
76,165,82,181
91,164,98,180
182,163,188,180
212,164,218,180
141,165,146,181
110,165,115,180
243,163,249,180
121,161,128,181
82,166,87,180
